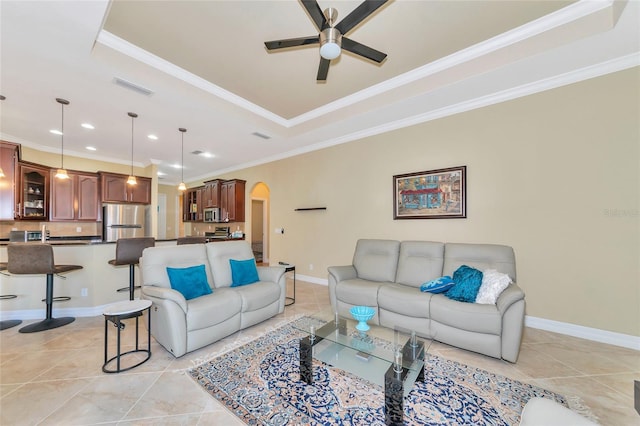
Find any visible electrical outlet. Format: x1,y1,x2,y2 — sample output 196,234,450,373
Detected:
81,288,88,297
76,226,82,232
309,264,314,271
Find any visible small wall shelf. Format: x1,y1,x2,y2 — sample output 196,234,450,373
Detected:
294,207,327,211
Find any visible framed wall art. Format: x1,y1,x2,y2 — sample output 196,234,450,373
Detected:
393,166,466,219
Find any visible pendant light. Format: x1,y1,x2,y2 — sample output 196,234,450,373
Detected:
55,98,70,180
178,128,187,191
127,112,137,186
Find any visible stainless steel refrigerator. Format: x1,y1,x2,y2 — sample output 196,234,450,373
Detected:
103,204,150,242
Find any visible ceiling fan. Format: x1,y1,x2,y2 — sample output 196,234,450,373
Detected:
264,0,388,81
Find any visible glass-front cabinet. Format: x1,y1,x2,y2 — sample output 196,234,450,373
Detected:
17,163,49,220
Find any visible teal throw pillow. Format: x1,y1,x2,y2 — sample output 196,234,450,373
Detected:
445,265,483,303
230,258,260,287
166,264,212,300
420,276,455,293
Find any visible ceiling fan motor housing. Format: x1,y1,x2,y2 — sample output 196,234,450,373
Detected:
320,27,342,59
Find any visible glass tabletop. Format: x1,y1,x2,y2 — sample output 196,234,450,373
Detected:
293,308,430,376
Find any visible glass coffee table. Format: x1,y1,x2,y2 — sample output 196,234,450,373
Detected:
293,309,429,425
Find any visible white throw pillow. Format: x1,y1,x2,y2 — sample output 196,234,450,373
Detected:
475,269,512,304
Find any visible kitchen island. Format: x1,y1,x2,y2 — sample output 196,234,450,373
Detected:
0,239,179,321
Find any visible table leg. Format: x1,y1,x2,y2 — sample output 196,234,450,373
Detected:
300,336,313,384
384,365,407,426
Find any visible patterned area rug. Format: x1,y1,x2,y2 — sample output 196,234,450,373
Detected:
188,317,574,425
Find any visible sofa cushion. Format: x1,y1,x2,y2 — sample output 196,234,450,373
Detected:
186,288,242,331
446,265,484,303
141,245,214,290
232,281,281,312
396,241,445,287
229,259,259,287
353,239,400,283
166,264,212,300
206,241,257,288
430,294,502,334
335,278,384,307
443,243,516,281
379,283,433,318
476,269,512,304
420,276,454,293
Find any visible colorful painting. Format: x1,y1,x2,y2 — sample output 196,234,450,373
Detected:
393,166,466,219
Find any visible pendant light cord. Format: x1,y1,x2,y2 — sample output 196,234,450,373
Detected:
55,98,69,173
130,115,134,176
60,101,65,169
181,131,184,183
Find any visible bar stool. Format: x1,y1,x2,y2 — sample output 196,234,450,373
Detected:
7,243,82,333
177,236,207,245
0,262,22,331
108,237,155,300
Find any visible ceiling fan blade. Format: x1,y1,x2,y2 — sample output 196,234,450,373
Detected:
264,36,319,50
301,0,328,31
316,57,330,81
335,0,388,35
342,37,387,63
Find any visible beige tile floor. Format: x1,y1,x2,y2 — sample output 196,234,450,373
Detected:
1,279,638,425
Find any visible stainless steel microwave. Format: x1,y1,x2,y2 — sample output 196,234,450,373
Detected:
203,207,220,223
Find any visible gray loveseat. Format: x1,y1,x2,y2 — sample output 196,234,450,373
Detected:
140,241,286,357
328,239,526,362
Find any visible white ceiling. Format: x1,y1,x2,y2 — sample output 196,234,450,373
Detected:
0,0,638,186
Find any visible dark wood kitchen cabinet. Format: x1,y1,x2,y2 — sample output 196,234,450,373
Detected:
99,172,151,204
0,141,18,220
220,179,245,222
16,163,49,220
202,179,221,208
183,186,203,221
50,170,100,221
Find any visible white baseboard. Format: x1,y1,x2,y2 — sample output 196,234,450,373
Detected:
296,274,328,286
525,316,640,351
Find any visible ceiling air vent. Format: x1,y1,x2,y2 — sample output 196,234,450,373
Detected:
252,132,271,140
113,77,154,96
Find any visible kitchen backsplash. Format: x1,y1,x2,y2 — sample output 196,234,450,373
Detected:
0,221,101,239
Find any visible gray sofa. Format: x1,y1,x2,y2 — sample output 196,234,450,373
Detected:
328,239,526,362
140,241,286,357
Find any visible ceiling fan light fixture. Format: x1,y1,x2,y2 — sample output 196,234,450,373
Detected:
319,27,342,60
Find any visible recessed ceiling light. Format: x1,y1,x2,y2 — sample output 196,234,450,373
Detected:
85,146,97,151
81,123,95,130
50,129,62,135
200,152,215,158
171,164,182,169
148,134,158,140
157,171,166,176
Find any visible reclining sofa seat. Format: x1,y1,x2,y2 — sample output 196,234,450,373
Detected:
328,239,526,362
140,241,285,357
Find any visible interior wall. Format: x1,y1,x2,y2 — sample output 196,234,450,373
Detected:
219,68,639,337
158,183,181,239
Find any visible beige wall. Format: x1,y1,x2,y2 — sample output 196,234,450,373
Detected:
212,68,639,337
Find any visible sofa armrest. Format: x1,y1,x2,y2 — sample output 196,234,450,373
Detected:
328,265,357,311
141,285,188,312
496,283,525,314
328,265,357,282
497,283,526,362
257,266,286,285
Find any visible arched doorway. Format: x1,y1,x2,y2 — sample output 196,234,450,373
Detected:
250,182,270,264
